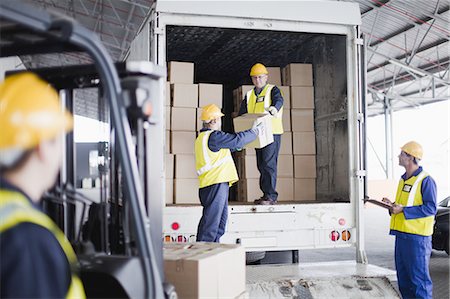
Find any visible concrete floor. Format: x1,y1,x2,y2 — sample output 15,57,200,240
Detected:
257,206,449,299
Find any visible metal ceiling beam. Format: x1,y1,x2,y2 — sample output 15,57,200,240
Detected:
361,0,393,17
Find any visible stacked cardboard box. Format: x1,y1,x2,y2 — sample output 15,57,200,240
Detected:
232,64,316,202
166,61,224,205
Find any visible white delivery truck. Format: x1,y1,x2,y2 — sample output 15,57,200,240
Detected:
129,0,368,262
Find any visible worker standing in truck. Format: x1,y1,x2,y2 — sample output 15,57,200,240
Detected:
382,141,437,299
238,63,284,205
0,73,86,298
195,104,263,242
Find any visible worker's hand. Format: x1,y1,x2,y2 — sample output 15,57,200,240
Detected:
391,204,404,214
252,122,265,136
266,106,278,117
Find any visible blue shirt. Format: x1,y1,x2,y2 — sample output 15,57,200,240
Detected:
200,128,257,152
238,85,284,116
0,178,72,298
390,166,437,240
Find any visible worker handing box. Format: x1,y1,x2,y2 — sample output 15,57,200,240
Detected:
233,113,273,148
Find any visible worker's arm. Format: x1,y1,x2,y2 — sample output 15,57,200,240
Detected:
403,176,438,219
208,129,257,152
270,86,284,111
238,94,248,116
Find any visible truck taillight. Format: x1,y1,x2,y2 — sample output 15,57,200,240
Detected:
339,218,346,225
342,230,351,241
164,235,171,242
177,235,186,242
330,230,340,241
171,222,180,230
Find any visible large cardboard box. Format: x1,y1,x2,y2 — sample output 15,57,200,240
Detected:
291,86,314,109
171,107,196,131
171,131,196,154
174,179,199,204
166,179,173,205
278,155,294,178
171,83,198,108
175,154,197,178
166,82,171,106
164,243,246,299
166,154,174,179
281,63,313,86
280,132,293,155
242,155,258,179
293,132,316,155
267,66,282,86
278,86,290,109
233,85,253,112
168,61,194,84
277,178,294,201
294,178,316,201
166,130,171,153
165,106,171,130
233,114,273,148
291,109,314,132
294,155,316,178
198,83,223,108
282,108,291,131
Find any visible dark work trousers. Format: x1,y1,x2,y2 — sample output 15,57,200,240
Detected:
196,182,229,242
255,134,281,201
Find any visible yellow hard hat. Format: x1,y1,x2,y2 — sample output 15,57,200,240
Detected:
0,72,73,149
401,141,423,160
200,104,224,121
250,63,268,77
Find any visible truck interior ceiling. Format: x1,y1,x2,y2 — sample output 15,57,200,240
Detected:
166,25,350,203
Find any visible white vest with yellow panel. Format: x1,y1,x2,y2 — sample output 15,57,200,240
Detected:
246,84,284,134
195,130,239,189
390,170,434,236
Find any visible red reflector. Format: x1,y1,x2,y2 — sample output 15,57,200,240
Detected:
171,222,180,230
330,230,340,241
342,230,351,241
339,218,346,226
177,235,183,242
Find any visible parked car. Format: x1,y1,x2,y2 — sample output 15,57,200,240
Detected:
432,196,449,255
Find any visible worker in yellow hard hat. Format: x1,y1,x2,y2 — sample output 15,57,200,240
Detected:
0,73,86,298
195,104,264,242
382,141,437,299
238,63,284,205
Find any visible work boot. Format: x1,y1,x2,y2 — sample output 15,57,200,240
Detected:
254,197,276,205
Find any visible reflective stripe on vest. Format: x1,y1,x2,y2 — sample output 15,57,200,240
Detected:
195,131,239,188
0,190,86,299
246,84,284,134
390,171,434,236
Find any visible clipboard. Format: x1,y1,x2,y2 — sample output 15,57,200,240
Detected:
363,198,393,211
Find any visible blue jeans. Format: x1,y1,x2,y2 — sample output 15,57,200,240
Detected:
255,134,281,201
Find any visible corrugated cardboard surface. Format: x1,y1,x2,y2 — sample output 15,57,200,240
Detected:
291,109,314,132
171,131,196,154
164,243,246,299
165,106,171,130
166,130,171,153
291,86,314,109
166,154,174,179
293,132,316,155
233,85,253,112
267,66,282,86
281,63,313,86
294,155,317,178
233,114,273,148
168,61,194,84
278,86,290,109
243,154,258,179
171,83,198,108
175,154,197,178
294,178,316,201
277,178,294,201
280,132,293,155
282,108,291,131
174,179,199,204
166,82,171,106
171,107,196,131
278,155,294,178
166,179,173,205
198,83,223,108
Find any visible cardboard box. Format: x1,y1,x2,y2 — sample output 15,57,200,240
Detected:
168,61,194,84
233,114,273,149
282,108,291,132
171,83,198,108
166,106,171,130
291,86,314,109
174,179,199,204
242,155,258,179
166,130,171,153
277,178,294,201
281,63,313,86
278,155,294,178
166,179,173,205
294,155,316,178
294,178,316,201
278,86,290,109
280,132,292,155
166,154,174,179
293,132,316,155
198,83,223,108
171,107,196,131
171,131,196,154
291,109,314,132
163,243,246,299
166,82,171,106
267,66,282,86
175,154,197,178
233,85,254,112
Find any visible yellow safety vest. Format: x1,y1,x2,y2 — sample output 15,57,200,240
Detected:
0,189,86,299
195,130,239,188
246,84,284,134
390,171,434,236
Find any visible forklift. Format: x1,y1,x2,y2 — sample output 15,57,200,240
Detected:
0,1,174,298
